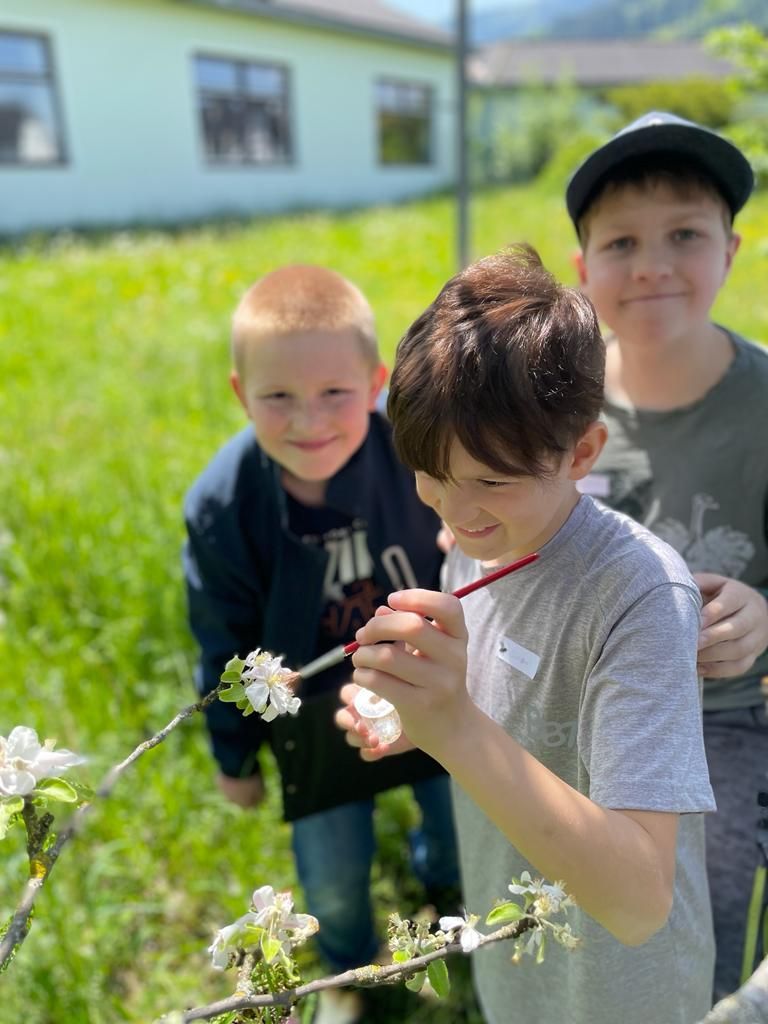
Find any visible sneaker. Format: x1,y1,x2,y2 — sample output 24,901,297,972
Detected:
311,987,364,1024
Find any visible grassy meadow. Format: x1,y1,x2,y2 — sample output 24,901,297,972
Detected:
1,180,766,1024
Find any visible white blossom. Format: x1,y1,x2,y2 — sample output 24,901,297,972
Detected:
208,912,259,969
439,913,483,953
250,885,319,948
0,726,85,797
508,872,570,916
208,885,318,970
241,650,301,722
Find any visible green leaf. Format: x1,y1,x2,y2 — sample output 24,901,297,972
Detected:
405,971,425,993
219,671,243,684
223,656,245,676
219,682,245,702
392,950,411,964
427,959,450,999
536,932,547,964
0,797,25,840
486,901,525,926
35,778,78,803
261,935,282,964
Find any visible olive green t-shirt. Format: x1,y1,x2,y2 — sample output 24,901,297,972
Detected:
585,330,768,710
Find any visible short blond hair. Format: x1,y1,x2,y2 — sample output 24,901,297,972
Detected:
232,264,378,375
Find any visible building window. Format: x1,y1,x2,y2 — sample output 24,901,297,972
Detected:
376,78,432,166
194,54,291,166
0,30,66,165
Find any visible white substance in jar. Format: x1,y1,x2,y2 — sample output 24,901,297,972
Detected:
353,688,402,744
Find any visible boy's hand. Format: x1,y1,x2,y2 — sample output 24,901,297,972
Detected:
216,772,265,808
335,682,416,761
348,589,472,760
694,573,768,678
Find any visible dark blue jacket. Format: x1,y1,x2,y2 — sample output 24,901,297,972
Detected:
183,414,447,820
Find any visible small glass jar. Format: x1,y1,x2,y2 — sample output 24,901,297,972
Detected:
353,688,402,744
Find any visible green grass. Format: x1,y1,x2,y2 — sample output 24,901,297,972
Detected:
1,180,766,1023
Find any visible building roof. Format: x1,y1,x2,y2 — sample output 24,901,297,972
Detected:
469,39,735,88
185,0,454,50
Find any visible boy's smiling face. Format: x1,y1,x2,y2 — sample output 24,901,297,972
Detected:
232,327,386,492
414,428,605,565
575,183,739,350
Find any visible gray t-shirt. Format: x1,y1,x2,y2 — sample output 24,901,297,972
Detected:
586,330,768,710
446,496,715,1024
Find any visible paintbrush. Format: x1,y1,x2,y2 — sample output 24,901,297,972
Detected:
296,550,539,682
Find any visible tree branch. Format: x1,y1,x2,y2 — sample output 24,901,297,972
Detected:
0,684,224,970
162,919,535,1023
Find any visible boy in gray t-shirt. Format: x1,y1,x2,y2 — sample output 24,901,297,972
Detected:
336,245,715,1024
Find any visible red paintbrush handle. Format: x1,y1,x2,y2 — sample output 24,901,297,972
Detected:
343,551,538,658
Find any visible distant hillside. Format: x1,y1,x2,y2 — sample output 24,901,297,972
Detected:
549,0,768,39
465,0,595,44
464,0,767,42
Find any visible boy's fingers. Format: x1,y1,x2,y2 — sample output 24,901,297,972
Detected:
693,572,726,598
355,591,466,648
353,618,465,679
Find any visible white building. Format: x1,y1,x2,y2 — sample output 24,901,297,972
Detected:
0,0,456,234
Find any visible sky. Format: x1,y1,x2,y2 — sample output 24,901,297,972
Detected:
385,0,513,25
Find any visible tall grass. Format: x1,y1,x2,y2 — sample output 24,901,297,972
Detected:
1,181,766,1023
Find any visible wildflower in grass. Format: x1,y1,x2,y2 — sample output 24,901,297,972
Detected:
0,726,85,797
219,649,301,722
439,912,483,952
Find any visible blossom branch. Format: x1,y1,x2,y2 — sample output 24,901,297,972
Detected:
162,918,535,1023
0,683,225,971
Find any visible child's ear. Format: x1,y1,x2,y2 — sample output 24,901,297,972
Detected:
230,369,252,419
368,362,388,410
724,232,741,278
571,249,588,288
568,420,607,480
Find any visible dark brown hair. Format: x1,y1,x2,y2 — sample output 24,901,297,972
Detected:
388,244,604,480
578,152,733,244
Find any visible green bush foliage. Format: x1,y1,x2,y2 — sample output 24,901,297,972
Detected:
602,76,736,127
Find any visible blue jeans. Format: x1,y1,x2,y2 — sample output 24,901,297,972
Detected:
291,774,458,972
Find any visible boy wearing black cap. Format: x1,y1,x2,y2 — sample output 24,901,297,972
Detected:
568,111,768,1000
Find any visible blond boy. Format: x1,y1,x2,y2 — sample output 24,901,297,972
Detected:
183,265,458,1016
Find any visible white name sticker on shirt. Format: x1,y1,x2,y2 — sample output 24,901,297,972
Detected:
576,472,611,497
497,636,540,680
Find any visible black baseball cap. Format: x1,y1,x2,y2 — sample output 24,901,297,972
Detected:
566,110,754,228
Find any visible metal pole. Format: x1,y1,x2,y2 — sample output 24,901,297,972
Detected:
456,0,469,269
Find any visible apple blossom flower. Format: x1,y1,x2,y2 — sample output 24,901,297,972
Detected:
250,885,319,949
439,912,483,952
208,912,260,969
208,885,318,969
242,650,301,722
508,871,570,915
0,726,85,798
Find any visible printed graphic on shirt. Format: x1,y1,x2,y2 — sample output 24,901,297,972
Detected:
299,519,419,644
517,702,578,751
653,493,755,577
604,471,754,578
